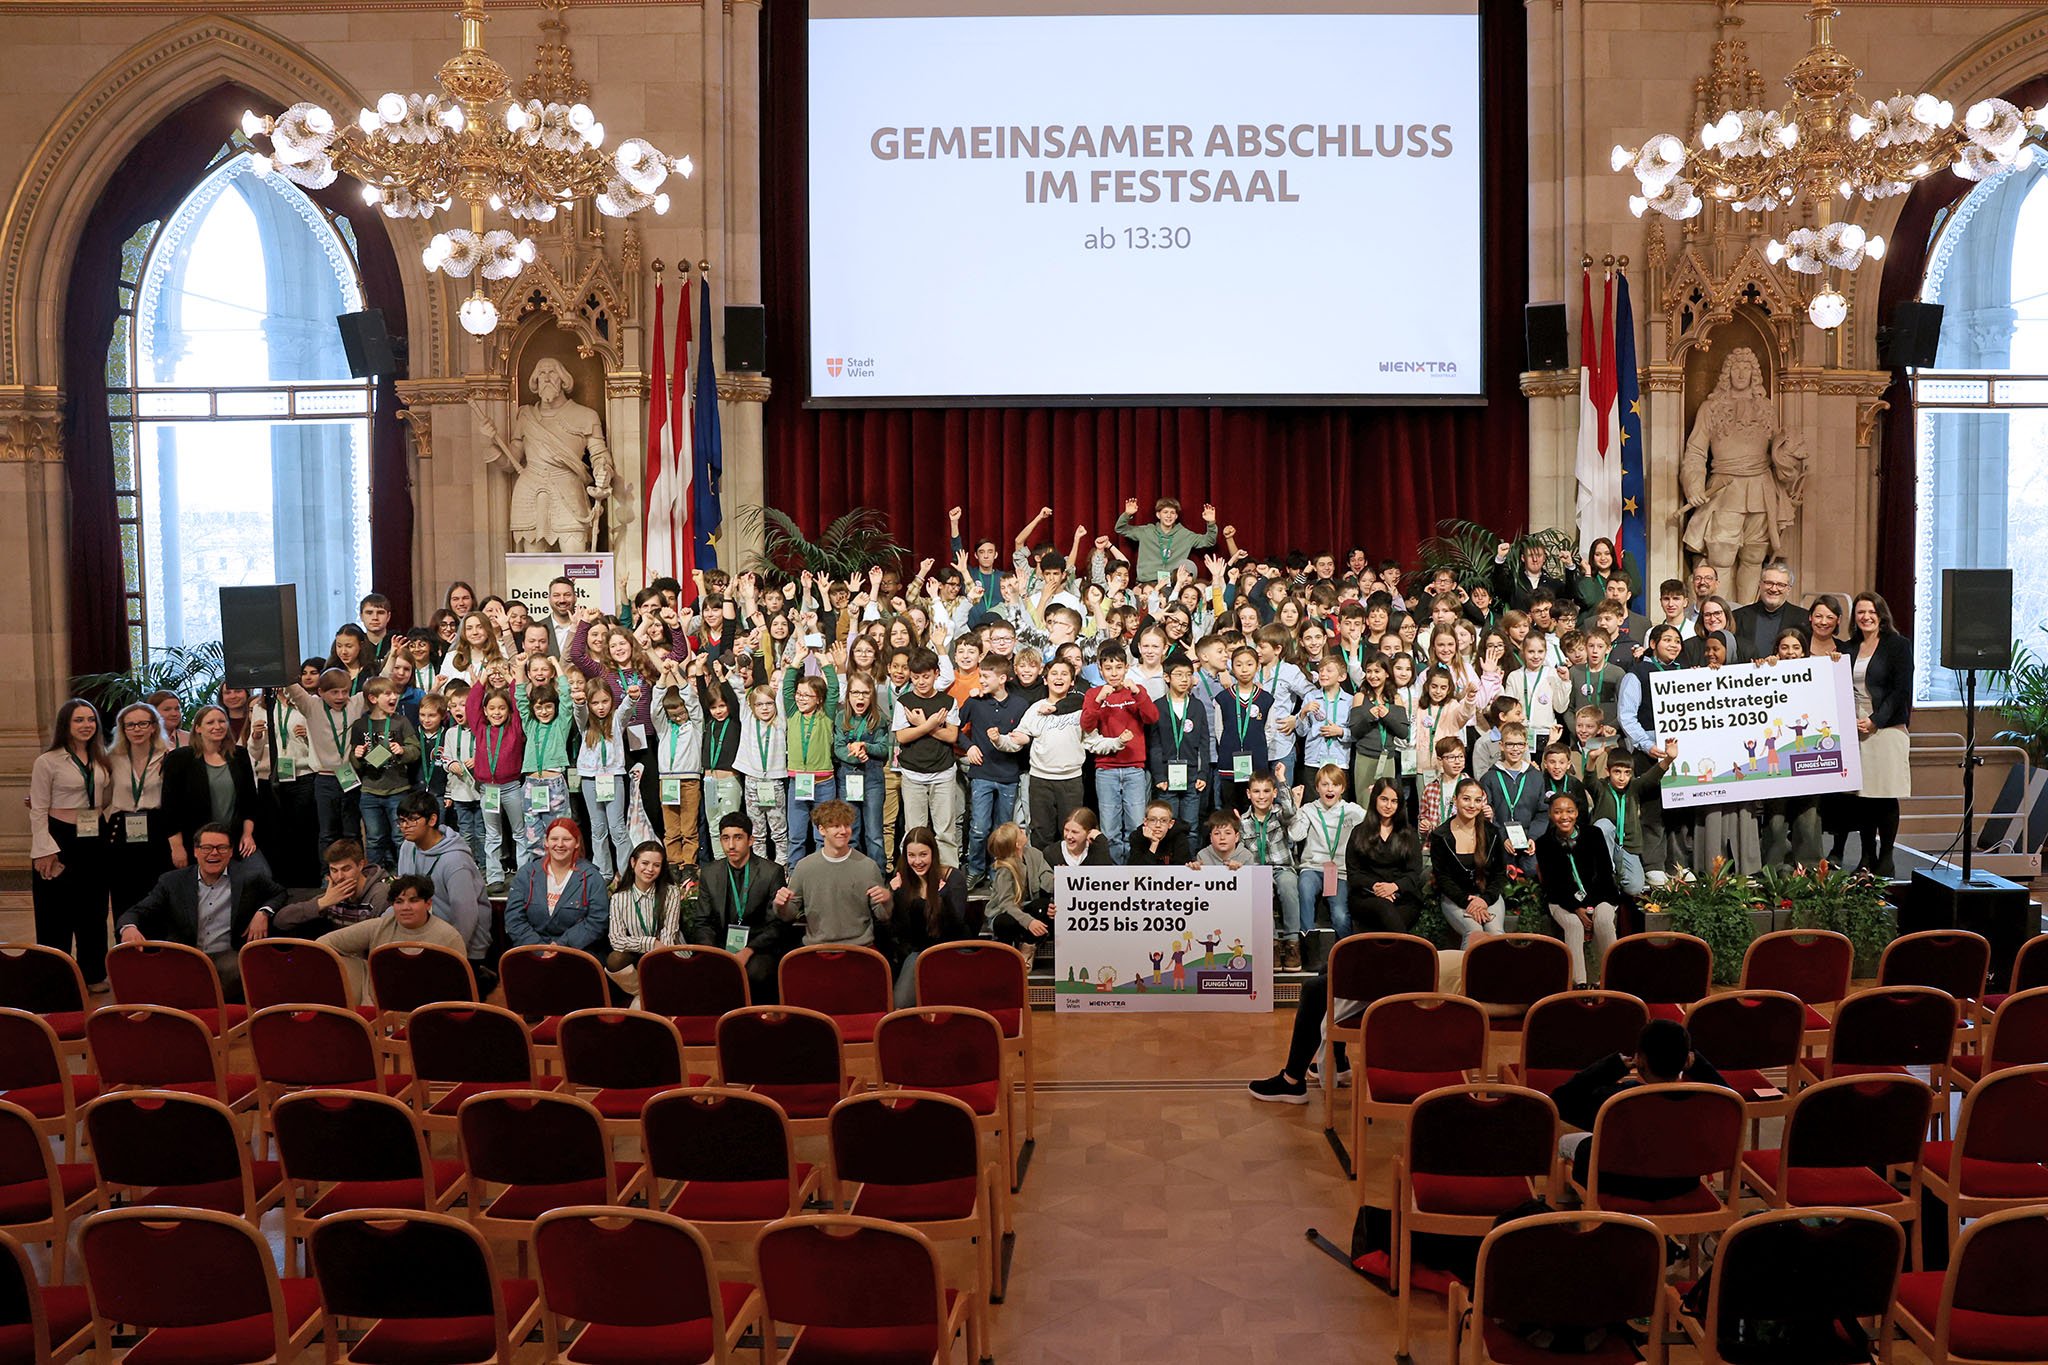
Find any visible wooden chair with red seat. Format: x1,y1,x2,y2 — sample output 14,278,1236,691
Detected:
638,944,750,1079
406,1001,563,1136
499,944,610,1074
1741,928,1854,1054
1920,1062,2048,1259
642,1088,824,1261
1447,1211,1668,1365
1315,932,1440,1165
1896,1204,2048,1365
779,945,893,1077
756,1215,976,1365
80,1091,284,1220
1599,932,1712,1023
456,1090,649,1274
271,1089,464,1268
77,1206,323,1365
826,1091,995,1356
1460,934,1573,1076
557,1008,702,1140
1352,993,1490,1189
1737,1074,1934,1263
0,1010,98,1161
238,938,368,1016
1883,929,1992,1066
0,1228,92,1365
1943,984,2048,1096
916,941,1034,1153
1500,991,1647,1100
1666,1206,1903,1365
248,1004,419,1129
366,939,479,1064
1683,990,1807,1142
0,946,92,1072
1392,1085,1562,1359
83,1005,260,1146
1569,1083,1745,1270
105,940,248,1059
1979,932,2048,1015
0,1101,98,1287
1793,984,1960,1094
875,1006,1015,1231
532,1206,767,1365
714,1006,853,1140
307,1208,547,1365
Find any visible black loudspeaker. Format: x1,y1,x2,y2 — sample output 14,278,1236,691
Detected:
1904,868,2040,991
724,305,766,373
1879,300,1944,370
1524,302,1569,371
219,585,300,690
336,309,396,378
1941,568,2014,670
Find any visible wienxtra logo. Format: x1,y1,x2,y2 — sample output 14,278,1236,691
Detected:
1378,360,1459,375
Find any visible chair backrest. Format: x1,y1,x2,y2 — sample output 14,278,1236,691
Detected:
1829,986,1959,1069
1461,934,1573,1009
1698,1208,1902,1354
105,941,223,1015
829,1091,981,1188
2010,934,2048,996
81,1092,252,1197
308,1210,506,1328
1406,1085,1558,1181
406,1003,537,1085
0,1228,54,1361
1599,932,1712,1006
456,1090,612,1190
779,946,894,1019
499,944,609,1020
0,1101,57,1204
272,1089,433,1186
79,1208,288,1341
1327,933,1440,1011
248,1004,380,1089
0,945,87,1016
1518,991,1648,1074
755,1216,949,1342
1954,1063,2048,1167
1361,993,1490,1074
533,1207,720,1331
715,1007,844,1087
558,1008,686,1092
1781,1075,1935,1173
85,1005,221,1091
1587,1083,1745,1186
1880,929,1991,1002
637,945,751,1020
367,941,477,1015
0,1009,67,1094
1741,929,1853,1008
1948,1206,2048,1328
874,1007,1003,1091
1986,986,2048,1070
239,939,353,1011
1470,1212,1664,1332
643,1088,798,1186
1683,990,1807,1072
914,941,1027,1014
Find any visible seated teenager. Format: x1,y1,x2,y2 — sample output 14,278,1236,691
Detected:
1534,792,1620,988
1553,1019,1729,1199
504,817,609,951
318,872,468,1002
273,838,390,939
886,825,975,1007
1125,799,1192,866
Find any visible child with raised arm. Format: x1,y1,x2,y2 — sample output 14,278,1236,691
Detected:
779,635,843,864
1115,496,1218,585
284,667,368,853
347,676,421,869
1080,641,1160,864
515,677,574,866
571,669,631,879
738,678,792,868
1239,770,1303,969
995,657,1113,853
834,670,895,866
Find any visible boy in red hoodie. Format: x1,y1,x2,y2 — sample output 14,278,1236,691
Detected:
1082,641,1159,863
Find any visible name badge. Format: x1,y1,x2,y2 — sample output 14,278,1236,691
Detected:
482,785,502,814
74,812,100,839
1506,823,1529,851
1321,860,1339,898
660,777,683,805
595,777,614,804
627,724,648,749
725,925,749,954
568,771,583,794
335,764,361,793
844,771,866,802
366,742,392,767
124,813,150,844
707,775,741,822
527,779,554,808
1232,753,1253,780
794,772,817,802
277,756,296,781
1167,762,1189,792
752,778,780,807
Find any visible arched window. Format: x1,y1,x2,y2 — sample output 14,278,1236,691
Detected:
1913,152,2048,702
106,145,374,662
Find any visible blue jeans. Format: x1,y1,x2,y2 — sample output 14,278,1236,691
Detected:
1271,865,1305,940
312,772,361,853
967,777,1019,879
1597,818,1647,897
786,774,838,863
841,762,887,865
1440,894,1505,946
359,791,403,868
587,774,631,878
481,781,527,883
1094,766,1150,864
1158,785,1201,831
447,799,485,870
1295,868,1351,942
521,776,570,864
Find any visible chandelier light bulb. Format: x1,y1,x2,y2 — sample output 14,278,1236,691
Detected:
1766,240,1787,264
1715,111,1743,144
1912,93,1940,124
568,103,594,131
1807,290,1848,330
1839,181,1854,198
241,110,266,137
440,105,466,133
517,238,537,264
505,103,526,132
377,92,407,124
1628,194,1648,218
1839,223,1866,253
1611,144,1632,172
1867,235,1887,260
653,192,671,215
363,185,382,205
250,154,273,176
1847,113,1872,141
1778,122,1798,149
458,292,498,336
489,193,503,211
585,121,605,149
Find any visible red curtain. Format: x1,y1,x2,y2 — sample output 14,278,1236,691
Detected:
757,0,1530,568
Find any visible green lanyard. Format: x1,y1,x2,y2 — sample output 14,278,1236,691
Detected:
129,746,155,805
728,862,751,915
1313,803,1343,861
1521,672,1536,715
1250,813,1269,863
1154,525,1172,568
631,887,658,937
485,723,506,775
1257,665,1277,695
665,721,686,771
1166,695,1188,755
709,719,731,764
1562,837,1587,902
1494,767,1527,815
1427,704,1444,740
325,706,347,756
797,711,820,769
598,735,610,768
756,720,773,773
1612,793,1628,849
372,717,390,743
1233,688,1256,746
421,729,443,770
1583,667,1603,706
68,753,96,807
1342,644,1362,681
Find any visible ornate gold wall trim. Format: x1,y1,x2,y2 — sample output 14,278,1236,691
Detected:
1519,370,1578,399
1776,370,1893,397
718,372,771,403
0,0,694,10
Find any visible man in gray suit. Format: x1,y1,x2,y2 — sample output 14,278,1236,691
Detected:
116,822,287,1002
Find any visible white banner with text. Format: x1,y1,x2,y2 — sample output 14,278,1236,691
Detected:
1648,658,1862,810
1053,865,1273,1012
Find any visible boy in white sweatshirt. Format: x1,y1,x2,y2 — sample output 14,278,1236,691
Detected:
995,657,1119,854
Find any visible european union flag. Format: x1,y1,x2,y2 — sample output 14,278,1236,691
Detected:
692,273,723,571
1614,273,1647,614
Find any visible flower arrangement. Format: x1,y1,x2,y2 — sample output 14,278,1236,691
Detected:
1645,858,1756,984
1751,860,1892,973
1504,863,1550,936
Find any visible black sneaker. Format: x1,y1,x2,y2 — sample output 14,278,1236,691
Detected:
1247,1073,1309,1105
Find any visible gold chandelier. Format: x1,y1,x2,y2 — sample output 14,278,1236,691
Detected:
241,0,691,336
1611,0,2043,330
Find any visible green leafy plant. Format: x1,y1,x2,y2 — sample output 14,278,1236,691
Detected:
72,641,225,716
1504,863,1549,935
1990,635,2048,765
733,506,907,581
1646,860,1755,984
1411,865,1459,948
1414,518,1579,593
1755,860,1892,974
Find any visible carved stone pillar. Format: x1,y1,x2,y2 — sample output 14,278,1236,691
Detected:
718,371,771,570
0,385,70,862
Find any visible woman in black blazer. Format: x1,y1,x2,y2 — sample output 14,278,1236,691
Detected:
1850,592,1913,878
159,704,261,870
1534,792,1621,986
1678,596,1749,667
1427,778,1509,946
1345,777,1426,931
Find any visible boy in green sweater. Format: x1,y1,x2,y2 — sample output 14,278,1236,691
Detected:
1114,496,1219,585
516,679,574,864
779,632,843,863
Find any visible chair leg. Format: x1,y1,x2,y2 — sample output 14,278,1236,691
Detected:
1395,1216,1414,1357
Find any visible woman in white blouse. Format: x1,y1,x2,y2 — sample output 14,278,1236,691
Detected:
106,702,171,919
29,699,113,988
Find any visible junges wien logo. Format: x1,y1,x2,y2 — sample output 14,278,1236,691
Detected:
826,357,843,377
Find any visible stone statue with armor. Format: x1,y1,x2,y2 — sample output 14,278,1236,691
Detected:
471,358,613,554
1677,347,1807,604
